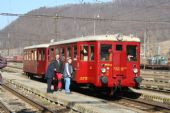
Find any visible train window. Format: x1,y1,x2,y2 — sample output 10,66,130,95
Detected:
90,45,94,61
26,51,28,60
127,45,137,61
116,45,122,51
24,51,26,60
74,45,77,60
67,47,71,58
100,44,112,61
56,48,59,55
34,50,37,60
80,45,88,61
42,49,45,61
61,48,65,61
38,50,42,61
31,51,34,61
27,51,29,60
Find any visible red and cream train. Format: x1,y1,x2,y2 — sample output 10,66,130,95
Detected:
23,34,142,90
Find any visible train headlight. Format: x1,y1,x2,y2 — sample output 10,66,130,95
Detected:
133,68,138,74
101,68,106,73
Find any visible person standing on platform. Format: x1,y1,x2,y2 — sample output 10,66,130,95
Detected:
63,57,73,94
45,60,56,93
54,54,63,91
0,54,7,85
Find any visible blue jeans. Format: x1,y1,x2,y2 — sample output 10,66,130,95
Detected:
64,77,71,93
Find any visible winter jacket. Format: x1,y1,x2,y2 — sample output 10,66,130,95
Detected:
63,63,73,78
45,61,56,79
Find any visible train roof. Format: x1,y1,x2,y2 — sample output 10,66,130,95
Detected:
24,44,49,50
50,34,140,46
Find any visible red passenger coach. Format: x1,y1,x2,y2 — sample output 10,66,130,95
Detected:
49,34,142,90
23,44,49,78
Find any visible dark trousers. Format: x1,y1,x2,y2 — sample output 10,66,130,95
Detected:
47,78,53,92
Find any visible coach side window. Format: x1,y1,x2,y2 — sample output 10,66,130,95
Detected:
67,47,71,58
90,45,94,61
74,46,77,60
127,45,137,61
42,49,45,61
61,48,65,61
31,51,34,61
80,45,88,61
100,44,112,61
56,48,59,55
38,50,42,61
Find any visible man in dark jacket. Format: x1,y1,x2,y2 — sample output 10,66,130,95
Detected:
54,54,63,91
45,60,56,93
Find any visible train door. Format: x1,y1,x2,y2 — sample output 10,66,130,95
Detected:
37,48,46,75
77,43,89,83
100,43,113,86
71,45,78,80
88,42,96,83
112,43,127,86
126,44,140,87
32,49,37,73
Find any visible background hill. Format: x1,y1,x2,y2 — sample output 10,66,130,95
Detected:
0,0,170,56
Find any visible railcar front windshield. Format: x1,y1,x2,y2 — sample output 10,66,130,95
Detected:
100,44,112,61
127,45,137,61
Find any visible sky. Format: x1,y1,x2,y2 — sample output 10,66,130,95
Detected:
0,0,112,30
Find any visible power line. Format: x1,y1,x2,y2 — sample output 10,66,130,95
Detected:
0,12,170,23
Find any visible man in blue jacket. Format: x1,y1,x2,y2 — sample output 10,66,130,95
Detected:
63,57,73,94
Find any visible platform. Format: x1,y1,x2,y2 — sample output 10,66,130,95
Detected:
1,72,145,113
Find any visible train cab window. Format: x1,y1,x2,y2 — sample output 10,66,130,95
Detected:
100,44,112,61
73,46,77,60
80,45,88,61
90,45,94,61
127,45,137,61
116,45,122,51
67,47,71,58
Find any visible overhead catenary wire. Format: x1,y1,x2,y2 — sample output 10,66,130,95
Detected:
0,12,170,24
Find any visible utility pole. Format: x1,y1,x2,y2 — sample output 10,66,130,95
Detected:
7,33,10,56
144,28,147,59
93,14,100,36
54,13,58,41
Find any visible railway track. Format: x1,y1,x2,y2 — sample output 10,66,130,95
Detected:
5,65,170,93
3,63,170,112
0,102,11,113
0,82,73,113
114,96,170,113
0,84,55,113
72,86,170,113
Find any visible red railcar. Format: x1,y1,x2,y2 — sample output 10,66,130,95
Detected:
23,44,49,78
49,34,141,90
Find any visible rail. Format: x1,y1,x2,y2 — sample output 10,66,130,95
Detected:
1,84,55,113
